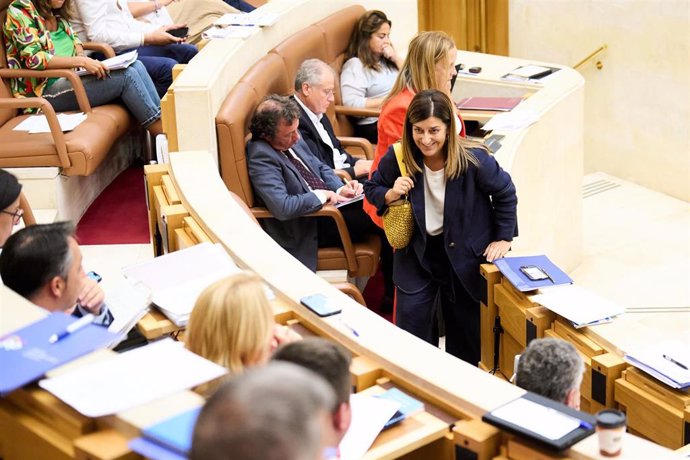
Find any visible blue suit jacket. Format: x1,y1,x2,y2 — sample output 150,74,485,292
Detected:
364,146,518,301
247,137,344,271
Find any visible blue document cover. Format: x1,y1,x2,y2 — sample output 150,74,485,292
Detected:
129,437,188,460
0,313,119,395
141,407,201,455
375,388,424,428
494,255,573,292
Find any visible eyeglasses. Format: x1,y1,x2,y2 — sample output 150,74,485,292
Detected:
1,208,24,224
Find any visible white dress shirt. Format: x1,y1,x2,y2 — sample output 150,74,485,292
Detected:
294,96,350,169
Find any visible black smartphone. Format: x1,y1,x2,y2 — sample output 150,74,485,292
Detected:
168,27,189,38
469,66,482,74
86,271,102,283
300,294,342,317
450,63,464,91
519,265,549,281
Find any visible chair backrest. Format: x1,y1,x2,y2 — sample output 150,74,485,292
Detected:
0,0,19,126
269,24,327,94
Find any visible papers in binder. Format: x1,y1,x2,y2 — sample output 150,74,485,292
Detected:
38,338,227,416
202,25,256,40
13,112,87,133
0,313,119,395
105,281,151,337
494,255,572,292
339,393,401,460
75,50,138,76
625,341,690,389
122,243,247,326
335,194,364,208
530,285,624,328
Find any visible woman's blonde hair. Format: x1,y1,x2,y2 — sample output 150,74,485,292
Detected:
401,89,482,180
186,272,274,375
385,31,455,103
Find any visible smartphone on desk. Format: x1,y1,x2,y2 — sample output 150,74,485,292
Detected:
300,294,341,317
168,26,189,38
519,265,549,281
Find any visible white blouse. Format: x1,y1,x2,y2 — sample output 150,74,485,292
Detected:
423,165,446,236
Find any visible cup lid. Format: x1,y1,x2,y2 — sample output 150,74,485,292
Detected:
596,409,626,428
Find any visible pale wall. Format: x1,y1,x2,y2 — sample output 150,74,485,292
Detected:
509,0,690,202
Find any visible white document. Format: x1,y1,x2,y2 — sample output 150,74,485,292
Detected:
339,393,401,460
625,340,690,389
106,281,151,337
38,339,227,417
509,65,552,79
530,284,624,328
75,50,138,76
202,25,256,40
490,397,581,441
482,109,540,132
13,112,87,133
214,12,279,27
122,243,241,325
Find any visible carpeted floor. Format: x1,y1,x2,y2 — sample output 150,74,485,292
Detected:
76,166,150,245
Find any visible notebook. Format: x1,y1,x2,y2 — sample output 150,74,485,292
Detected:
142,407,201,455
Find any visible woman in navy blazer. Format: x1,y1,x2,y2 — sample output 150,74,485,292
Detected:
364,90,518,364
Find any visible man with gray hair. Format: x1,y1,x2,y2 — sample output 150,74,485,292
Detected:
247,94,378,272
190,361,336,460
293,58,372,181
515,337,585,409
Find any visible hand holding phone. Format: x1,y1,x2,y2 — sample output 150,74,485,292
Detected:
168,26,189,38
300,294,341,317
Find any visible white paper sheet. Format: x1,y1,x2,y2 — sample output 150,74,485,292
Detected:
75,50,138,76
105,281,151,337
482,110,540,132
39,339,227,417
214,12,279,27
530,284,624,328
338,393,401,460
202,25,256,40
13,112,87,133
625,340,690,389
490,397,581,441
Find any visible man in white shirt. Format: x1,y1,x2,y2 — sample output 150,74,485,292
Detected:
0,222,113,326
293,59,372,181
70,0,197,97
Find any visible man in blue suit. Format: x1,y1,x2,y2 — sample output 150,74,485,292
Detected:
247,95,376,271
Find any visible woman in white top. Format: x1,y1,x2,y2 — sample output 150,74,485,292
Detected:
341,10,402,144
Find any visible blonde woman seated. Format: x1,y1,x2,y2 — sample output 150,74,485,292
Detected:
186,272,301,391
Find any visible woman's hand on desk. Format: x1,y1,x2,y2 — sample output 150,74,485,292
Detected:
483,240,511,262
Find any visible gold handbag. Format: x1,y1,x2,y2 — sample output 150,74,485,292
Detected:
382,143,414,249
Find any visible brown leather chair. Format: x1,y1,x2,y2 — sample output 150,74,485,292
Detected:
0,0,132,176
216,56,380,279
18,192,35,227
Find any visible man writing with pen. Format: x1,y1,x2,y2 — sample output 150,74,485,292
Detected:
247,94,382,272
0,222,113,327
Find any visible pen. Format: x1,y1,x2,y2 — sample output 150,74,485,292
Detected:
339,318,359,337
579,420,593,430
663,354,688,370
49,314,95,344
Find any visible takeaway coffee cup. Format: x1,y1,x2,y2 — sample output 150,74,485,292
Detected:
595,409,626,457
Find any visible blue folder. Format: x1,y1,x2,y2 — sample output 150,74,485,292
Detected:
375,387,424,429
0,313,119,395
494,255,572,292
138,407,201,456
129,437,188,460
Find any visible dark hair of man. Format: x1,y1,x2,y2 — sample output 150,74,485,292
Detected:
272,337,352,409
0,169,22,210
0,221,75,299
515,338,584,404
36,0,74,22
249,94,300,141
345,10,397,71
190,362,335,460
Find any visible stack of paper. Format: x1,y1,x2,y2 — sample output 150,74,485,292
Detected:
482,109,540,132
13,112,87,133
625,341,690,389
122,243,243,326
202,25,256,40
75,50,138,76
456,97,524,112
39,338,227,416
338,393,400,460
105,281,151,337
0,313,120,395
214,12,280,27
530,285,624,328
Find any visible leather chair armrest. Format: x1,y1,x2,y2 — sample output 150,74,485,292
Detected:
332,282,366,306
0,96,71,168
0,68,92,112
18,192,36,226
337,136,374,160
306,205,357,272
250,207,274,220
334,169,353,182
82,42,116,59
335,105,380,118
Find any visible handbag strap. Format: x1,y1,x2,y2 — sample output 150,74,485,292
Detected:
392,142,407,177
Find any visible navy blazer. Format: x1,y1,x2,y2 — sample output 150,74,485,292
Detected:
295,98,361,179
247,137,343,271
364,146,518,301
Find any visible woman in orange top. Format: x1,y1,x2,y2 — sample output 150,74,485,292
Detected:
363,31,465,227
